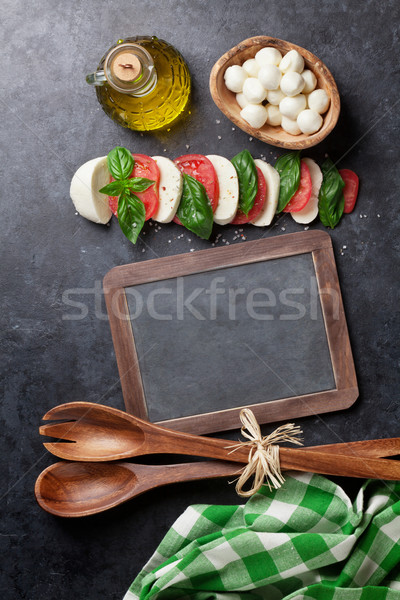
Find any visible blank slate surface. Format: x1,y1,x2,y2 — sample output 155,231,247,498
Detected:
126,253,335,422
104,231,358,434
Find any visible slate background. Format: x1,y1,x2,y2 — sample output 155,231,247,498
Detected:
1,1,399,598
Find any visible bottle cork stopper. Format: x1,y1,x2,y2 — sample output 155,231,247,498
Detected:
111,52,141,82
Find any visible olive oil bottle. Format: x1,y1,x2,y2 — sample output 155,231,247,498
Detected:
86,36,191,131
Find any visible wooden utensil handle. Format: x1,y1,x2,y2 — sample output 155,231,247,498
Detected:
280,447,400,480
304,438,400,458
147,428,400,479
146,428,250,462
130,460,242,493
148,430,400,479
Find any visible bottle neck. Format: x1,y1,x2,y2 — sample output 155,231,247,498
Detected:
104,43,157,96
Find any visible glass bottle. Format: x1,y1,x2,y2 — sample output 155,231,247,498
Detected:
86,36,191,132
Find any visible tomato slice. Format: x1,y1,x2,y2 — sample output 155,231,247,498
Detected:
283,160,312,213
173,154,219,224
108,153,160,221
339,169,359,213
230,166,266,224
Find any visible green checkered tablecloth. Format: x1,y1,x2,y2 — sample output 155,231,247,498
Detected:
125,472,400,600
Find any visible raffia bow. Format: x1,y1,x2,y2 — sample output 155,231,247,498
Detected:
228,409,303,497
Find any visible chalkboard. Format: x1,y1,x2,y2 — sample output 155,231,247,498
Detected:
104,232,358,435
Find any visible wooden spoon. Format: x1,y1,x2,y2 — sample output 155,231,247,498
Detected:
35,460,241,517
40,402,400,481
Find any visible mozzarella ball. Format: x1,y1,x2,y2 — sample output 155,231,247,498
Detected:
242,58,260,77
266,104,282,126
302,69,317,93
280,72,305,97
308,88,330,114
242,77,267,104
281,115,302,135
266,89,285,105
224,65,248,93
297,109,323,134
258,64,282,90
279,49,304,74
279,94,307,119
236,92,251,109
255,47,282,67
240,104,268,128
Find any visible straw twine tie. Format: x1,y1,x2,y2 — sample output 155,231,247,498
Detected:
229,408,303,497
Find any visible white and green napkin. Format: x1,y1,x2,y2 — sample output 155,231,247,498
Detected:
125,472,400,599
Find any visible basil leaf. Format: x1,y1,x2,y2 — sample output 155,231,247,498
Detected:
231,150,258,216
107,146,134,180
126,177,155,192
98,181,126,196
117,191,146,244
275,151,301,213
176,174,213,240
318,158,345,229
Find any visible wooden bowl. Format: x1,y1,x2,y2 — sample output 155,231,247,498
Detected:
209,36,340,150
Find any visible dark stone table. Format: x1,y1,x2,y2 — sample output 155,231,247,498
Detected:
1,1,399,598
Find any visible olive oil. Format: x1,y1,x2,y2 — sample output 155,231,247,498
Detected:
89,36,191,132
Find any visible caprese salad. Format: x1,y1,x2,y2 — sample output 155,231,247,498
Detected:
69,146,359,244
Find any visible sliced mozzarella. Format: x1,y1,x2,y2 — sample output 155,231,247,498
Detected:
206,154,239,225
70,156,112,224
151,156,183,223
251,159,280,226
291,158,322,224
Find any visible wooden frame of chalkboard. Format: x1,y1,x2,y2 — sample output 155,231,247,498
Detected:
103,231,358,435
